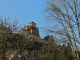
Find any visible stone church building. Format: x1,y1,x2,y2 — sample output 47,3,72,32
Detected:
18,22,40,37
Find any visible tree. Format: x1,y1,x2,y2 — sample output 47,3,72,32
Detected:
0,16,19,60
39,39,67,60
44,0,80,60
0,17,19,32
67,43,75,60
44,35,55,43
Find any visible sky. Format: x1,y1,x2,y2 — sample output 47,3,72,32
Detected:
0,0,47,37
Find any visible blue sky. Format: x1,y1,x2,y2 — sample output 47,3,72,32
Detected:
0,0,46,37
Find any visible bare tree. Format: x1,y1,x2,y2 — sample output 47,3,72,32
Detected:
0,16,19,33
44,0,80,60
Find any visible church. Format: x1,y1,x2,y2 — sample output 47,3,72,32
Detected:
18,22,40,37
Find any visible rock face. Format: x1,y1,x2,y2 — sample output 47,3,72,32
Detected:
18,22,40,37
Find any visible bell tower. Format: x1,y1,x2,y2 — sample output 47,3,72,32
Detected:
27,22,39,36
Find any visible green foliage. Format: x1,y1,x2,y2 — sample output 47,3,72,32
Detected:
0,26,80,60
38,43,75,60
